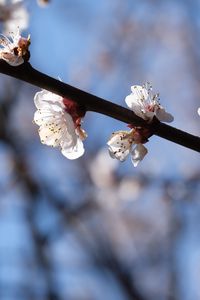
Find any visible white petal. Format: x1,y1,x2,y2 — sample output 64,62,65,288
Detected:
35,105,77,149
130,85,148,100
125,85,149,120
197,107,200,116
38,123,63,147
107,130,133,162
0,52,24,66
0,34,13,49
60,114,85,159
34,90,63,109
33,102,65,126
38,132,59,147
131,144,148,167
108,147,130,162
142,110,154,122
61,138,84,159
60,114,78,144
125,94,145,119
155,108,174,123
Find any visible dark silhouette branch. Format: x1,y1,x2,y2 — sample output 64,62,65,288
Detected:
0,60,199,152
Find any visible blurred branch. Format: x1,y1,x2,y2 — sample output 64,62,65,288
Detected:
43,196,146,300
0,96,60,300
0,60,199,153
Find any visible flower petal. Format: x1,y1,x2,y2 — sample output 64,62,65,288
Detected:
131,144,148,167
38,126,61,147
61,137,84,159
125,94,146,119
155,107,174,123
130,85,149,101
34,90,63,109
125,85,150,120
107,130,133,162
33,103,64,126
0,52,24,66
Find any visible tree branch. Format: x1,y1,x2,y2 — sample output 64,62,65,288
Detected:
0,60,199,152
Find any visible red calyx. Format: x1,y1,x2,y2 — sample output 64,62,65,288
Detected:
63,98,86,128
128,124,152,144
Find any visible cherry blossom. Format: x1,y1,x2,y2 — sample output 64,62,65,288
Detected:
37,0,50,7
107,82,174,167
0,29,30,66
0,0,28,34
107,129,148,167
125,82,174,123
33,89,87,159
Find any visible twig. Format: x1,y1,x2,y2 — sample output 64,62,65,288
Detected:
0,60,199,152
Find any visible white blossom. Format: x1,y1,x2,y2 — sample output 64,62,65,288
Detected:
34,89,87,160
0,29,30,66
131,143,148,167
37,0,50,7
125,82,174,123
198,107,200,116
107,129,148,167
0,0,28,34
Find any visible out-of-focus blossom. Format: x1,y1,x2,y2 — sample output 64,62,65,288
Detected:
37,0,50,7
125,82,174,123
198,107,200,116
118,177,142,202
34,89,87,159
89,148,118,188
0,0,28,34
107,129,148,167
0,29,30,66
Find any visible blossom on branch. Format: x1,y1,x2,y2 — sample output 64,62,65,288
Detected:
107,129,148,167
107,82,174,167
33,89,87,159
125,82,174,123
0,29,30,66
0,0,28,34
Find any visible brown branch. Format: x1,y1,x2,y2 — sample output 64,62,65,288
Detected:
0,60,199,152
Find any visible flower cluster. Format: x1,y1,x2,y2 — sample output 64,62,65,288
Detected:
107,83,174,167
107,129,148,167
0,0,28,34
0,29,30,66
33,89,87,159
33,83,174,164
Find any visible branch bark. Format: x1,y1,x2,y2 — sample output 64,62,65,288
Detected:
0,60,199,152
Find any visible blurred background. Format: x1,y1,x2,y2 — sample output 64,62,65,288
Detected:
0,0,200,299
